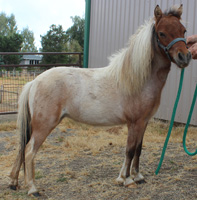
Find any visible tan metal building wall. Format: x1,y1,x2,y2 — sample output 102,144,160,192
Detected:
88,0,197,125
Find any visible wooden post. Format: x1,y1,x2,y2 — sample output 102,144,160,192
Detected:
0,85,4,103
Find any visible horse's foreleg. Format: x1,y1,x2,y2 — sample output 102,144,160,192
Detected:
130,122,147,184
130,141,145,183
116,121,147,186
116,125,136,186
9,149,23,190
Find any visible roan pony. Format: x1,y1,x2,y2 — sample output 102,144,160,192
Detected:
9,5,191,196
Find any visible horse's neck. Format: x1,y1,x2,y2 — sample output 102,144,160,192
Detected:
151,35,171,89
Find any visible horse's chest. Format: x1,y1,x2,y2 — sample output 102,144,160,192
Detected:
125,90,161,122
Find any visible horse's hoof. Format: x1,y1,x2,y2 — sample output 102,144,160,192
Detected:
124,177,135,187
133,173,145,184
116,176,124,185
135,179,146,184
32,192,41,197
9,185,17,190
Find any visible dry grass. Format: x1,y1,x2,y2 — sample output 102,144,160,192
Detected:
0,118,196,199
0,78,27,85
0,121,17,131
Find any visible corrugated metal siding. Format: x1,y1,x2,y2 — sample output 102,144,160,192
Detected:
88,0,197,125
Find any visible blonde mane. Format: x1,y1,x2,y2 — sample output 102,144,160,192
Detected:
107,19,154,95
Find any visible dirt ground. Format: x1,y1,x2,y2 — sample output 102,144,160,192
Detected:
0,118,196,200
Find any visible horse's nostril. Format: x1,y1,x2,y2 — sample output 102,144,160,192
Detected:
178,52,183,61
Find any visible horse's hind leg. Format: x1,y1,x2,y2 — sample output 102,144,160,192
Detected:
24,132,49,196
25,128,52,196
9,149,23,190
24,136,38,195
25,112,61,196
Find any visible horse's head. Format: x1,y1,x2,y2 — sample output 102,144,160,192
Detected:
154,5,191,68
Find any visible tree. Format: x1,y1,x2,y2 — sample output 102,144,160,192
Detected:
66,16,85,50
21,27,37,52
66,40,83,64
0,13,22,65
41,24,69,64
0,13,17,36
0,33,23,64
40,16,85,66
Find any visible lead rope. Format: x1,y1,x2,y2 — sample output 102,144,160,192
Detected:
155,69,185,175
155,68,197,175
183,83,197,156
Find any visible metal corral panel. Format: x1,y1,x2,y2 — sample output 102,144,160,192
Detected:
88,0,197,125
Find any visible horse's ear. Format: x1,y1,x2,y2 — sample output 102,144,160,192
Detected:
177,4,183,18
154,5,162,21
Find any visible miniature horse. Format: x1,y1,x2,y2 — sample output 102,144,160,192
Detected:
9,5,191,196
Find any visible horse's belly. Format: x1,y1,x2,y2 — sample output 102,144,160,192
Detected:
81,108,124,126
65,98,125,126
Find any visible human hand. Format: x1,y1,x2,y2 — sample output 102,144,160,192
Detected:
187,34,197,48
187,35,197,59
188,43,197,59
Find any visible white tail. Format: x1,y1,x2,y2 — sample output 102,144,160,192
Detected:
17,81,33,169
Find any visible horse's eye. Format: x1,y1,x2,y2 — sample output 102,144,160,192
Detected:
159,32,166,38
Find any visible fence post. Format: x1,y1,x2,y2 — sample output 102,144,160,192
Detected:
0,85,3,103
79,53,82,68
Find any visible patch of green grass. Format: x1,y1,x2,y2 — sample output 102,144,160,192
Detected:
58,136,64,142
113,161,121,165
57,174,68,183
11,191,37,199
11,191,27,197
35,170,44,179
169,160,177,165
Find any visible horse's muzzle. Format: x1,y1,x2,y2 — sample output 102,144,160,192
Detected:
175,51,192,68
